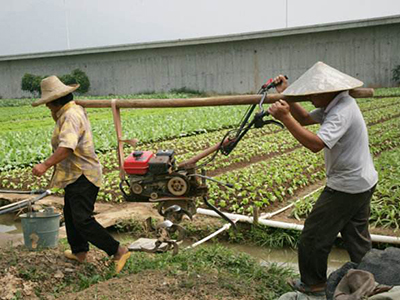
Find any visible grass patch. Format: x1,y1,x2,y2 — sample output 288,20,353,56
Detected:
115,216,302,249
122,244,295,299
226,223,301,249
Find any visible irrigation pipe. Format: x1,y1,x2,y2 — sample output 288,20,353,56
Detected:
196,208,400,245
259,186,324,220
185,221,236,250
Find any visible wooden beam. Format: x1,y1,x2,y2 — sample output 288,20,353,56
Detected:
75,88,374,109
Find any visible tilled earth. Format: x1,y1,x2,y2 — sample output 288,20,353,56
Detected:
59,270,255,300
0,246,109,299
0,244,272,300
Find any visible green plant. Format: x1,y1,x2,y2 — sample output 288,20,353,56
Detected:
248,226,301,248
392,65,400,85
20,69,90,96
114,218,146,235
60,69,90,94
21,73,44,97
77,273,102,290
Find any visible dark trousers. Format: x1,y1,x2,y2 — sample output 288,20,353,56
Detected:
298,185,376,286
64,175,119,256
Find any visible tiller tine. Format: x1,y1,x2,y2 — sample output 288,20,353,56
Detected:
143,240,179,256
156,220,186,242
140,220,185,255
163,204,193,223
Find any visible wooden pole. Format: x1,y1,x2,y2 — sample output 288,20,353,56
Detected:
111,100,126,180
75,88,374,109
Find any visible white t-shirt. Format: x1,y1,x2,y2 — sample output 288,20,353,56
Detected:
310,91,378,193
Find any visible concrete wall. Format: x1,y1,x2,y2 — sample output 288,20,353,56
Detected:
0,16,399,99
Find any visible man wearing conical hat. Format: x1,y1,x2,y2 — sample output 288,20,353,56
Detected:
31,76,131,273
268,62,378,294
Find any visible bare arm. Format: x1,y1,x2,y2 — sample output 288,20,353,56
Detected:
32,147,73,176
288,102,318,126
280,113,324,152
268,100,325,153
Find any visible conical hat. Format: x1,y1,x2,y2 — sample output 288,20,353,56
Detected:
32,76,79,107
282,62,363,96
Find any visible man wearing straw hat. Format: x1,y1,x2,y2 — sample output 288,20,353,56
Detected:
31,75,131,273
268,62,378,294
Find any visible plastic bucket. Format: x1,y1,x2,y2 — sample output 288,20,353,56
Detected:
20,208,61,250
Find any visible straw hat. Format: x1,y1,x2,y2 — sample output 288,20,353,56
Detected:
32,75,80,107
282,62,363,96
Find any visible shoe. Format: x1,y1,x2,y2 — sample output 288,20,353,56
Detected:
64,250,86,263
287,278,326,295
114,252,131,274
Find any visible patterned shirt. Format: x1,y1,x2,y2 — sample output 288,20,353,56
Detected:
49,101,102,189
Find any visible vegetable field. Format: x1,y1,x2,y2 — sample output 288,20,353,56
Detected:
1,89,400,232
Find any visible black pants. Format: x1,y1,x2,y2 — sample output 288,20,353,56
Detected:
64,175,119,256
298,185,376,286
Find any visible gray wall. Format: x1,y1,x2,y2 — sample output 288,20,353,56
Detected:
1,18,399,99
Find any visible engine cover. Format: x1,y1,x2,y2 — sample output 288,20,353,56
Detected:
123,150,154,175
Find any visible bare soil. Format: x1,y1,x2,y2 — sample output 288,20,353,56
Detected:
0,246,109,300
58,270,255,300
0,229,275,300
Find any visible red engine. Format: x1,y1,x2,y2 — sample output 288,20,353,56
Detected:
121,150,207,203
124,150,155,175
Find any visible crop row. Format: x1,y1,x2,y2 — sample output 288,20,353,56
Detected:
0,94,394,170
291,146,400,230
368,118,400,154
207,147,325,214
1,96,399,229
206,115,400,214
1,98,398,178
0,105,249,170
373,87,400,97
2,92,397,131
369,148,400,229
146,105,400,174
1,111,399,209
4,95,398,133
356,96,400,111
95,114,400,205
149,100,398,152
1,95,399,171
